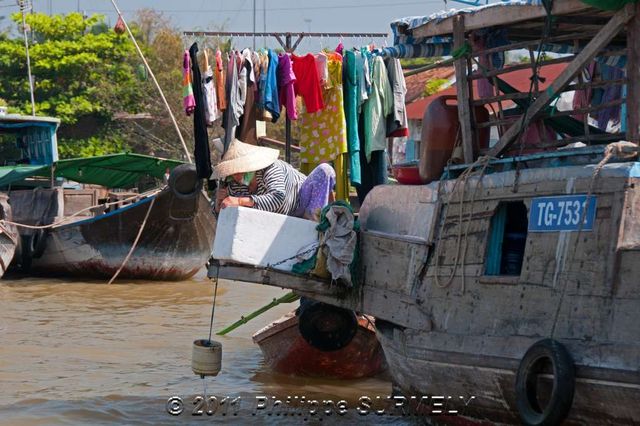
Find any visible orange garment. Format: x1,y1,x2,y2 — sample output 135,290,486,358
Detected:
291,53,324,113
215,50,226,111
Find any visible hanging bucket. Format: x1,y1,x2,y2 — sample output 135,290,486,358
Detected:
192,339,222,377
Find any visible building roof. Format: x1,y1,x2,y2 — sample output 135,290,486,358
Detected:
406,62,568,121
404,66,455,103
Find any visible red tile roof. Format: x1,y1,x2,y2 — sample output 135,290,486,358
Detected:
406,62,568,120
404,66,456,103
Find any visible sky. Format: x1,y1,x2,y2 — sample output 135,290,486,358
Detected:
1,0,451,53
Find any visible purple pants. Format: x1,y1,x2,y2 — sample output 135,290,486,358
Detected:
294,163,336,219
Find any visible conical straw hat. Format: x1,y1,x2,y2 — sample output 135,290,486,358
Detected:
211,139,279,179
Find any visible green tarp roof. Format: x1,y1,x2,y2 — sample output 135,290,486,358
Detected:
0,153,185,188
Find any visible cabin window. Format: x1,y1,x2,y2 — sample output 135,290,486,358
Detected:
485,201,528,276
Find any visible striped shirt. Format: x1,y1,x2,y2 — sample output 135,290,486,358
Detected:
227,160,306,215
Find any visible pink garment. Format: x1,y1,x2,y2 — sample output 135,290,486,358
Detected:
278,53,297,120
182,50,196,115
470,32,493,99
335,41,344,56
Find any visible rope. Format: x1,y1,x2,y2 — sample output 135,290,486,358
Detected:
0,188,162,230
266,243,321,269
432,156,494,292
107,196,156,284
208,264,221,343
108,0,192,163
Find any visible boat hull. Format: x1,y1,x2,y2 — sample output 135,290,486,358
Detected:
24,188,215,281
253,312,386,379
0,194,18,278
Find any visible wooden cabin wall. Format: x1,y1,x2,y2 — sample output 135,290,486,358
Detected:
406,176,639,370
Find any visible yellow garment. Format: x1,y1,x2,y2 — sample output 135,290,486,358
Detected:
299,56,348,165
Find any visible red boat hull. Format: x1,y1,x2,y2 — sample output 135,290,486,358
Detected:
252,312,386,379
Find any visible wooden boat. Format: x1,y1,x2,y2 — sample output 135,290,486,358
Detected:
8,173,214,281
252,310,385,379
1,114,215,281
210,1,640,424
0,193,18,278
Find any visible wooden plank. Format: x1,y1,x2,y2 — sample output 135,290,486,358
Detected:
488,3,636,158
453,15,474,164
627,3,640,144
412,0,592,38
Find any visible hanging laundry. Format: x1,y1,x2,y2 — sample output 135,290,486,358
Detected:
315,52,328,87
183,50,196,115
385,57,409,138
222,51,242,151
292,53,325,113
335,41,344,56
363,55,393,162
188,42,212,179
596,63,624,130
215,49,226,111
299,53,347,165
202,49,220,125
237,49,258,144
263,49,280,122
361,47,373,96
278,53,298,120
355,51,368,111
343,50,361,186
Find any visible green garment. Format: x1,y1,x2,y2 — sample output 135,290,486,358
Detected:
580,0,637,10
363,56,393,162
343,50,361,186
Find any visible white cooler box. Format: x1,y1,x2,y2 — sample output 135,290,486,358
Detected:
212,206,319,271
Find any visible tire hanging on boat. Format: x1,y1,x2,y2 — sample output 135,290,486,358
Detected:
297,300,358,352
168,164,202,199
515,338,575,426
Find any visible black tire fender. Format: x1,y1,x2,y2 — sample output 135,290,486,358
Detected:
298,300,358,352
515,338,575,426
168,164,202,200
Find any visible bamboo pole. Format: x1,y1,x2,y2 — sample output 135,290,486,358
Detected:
109,0,192,163
216,292,300,335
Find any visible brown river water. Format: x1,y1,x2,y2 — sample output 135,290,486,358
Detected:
0,270,418,425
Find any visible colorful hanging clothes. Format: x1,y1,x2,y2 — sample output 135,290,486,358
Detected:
278,53,298,120
343,50,361,186
292,53,325,113
315,52,328,86
264,49,280,122
385,58,409,138
363,55,393,162
215,50,226,111
203,66,219,125
299,54,347,165
182,50,196,115
237,51,258,144
188,43,212,179
222,51,242,151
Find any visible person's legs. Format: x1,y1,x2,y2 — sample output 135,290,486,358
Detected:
295,163,336,221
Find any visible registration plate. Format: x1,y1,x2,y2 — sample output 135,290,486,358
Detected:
529,195,597,232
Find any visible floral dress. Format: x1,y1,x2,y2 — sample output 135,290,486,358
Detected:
299,53,348,165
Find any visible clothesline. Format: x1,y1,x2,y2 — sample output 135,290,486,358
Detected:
184,42,409,204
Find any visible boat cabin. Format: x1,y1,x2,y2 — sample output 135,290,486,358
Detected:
209,1,640,424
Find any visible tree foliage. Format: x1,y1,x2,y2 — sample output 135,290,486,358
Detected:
0,13,143,124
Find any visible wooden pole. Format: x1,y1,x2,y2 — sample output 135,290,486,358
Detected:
627,3,640,144
109,0,192,163
285,33,292,163
453,15,474,164
488,3,636,157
